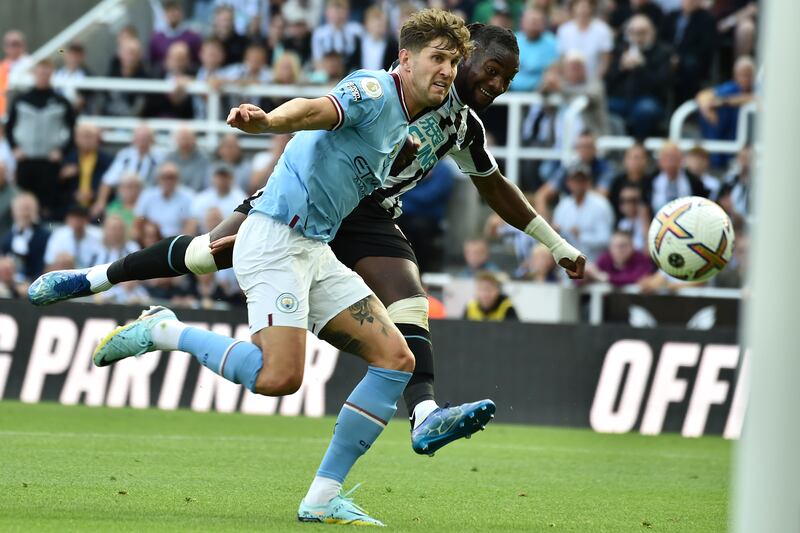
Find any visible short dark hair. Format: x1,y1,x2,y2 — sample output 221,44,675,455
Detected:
467,23,519,58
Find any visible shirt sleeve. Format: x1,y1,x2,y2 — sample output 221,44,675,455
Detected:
449,110,498,178
325,72,387,131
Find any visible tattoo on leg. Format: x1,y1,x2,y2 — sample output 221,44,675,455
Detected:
321,329,363,355
349,297,391,336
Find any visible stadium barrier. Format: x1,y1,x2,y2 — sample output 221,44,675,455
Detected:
0,300,743,438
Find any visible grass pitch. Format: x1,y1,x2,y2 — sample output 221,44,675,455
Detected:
0,402,730,532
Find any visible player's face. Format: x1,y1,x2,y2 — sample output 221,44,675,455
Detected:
457,46,519,111
407,40,461,107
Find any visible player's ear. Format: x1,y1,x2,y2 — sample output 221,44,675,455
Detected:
398,49,412,71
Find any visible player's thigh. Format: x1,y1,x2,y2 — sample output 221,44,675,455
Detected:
319,295,413,372
353,256,425,307
310,252,413,371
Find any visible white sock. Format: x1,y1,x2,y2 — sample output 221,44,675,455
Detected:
86,263,113,292
412,400,439,429
304,476,342,506
150,319,188,351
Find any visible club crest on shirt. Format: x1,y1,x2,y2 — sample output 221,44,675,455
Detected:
344,82,362,102
276,292,299,313
360,78,383,99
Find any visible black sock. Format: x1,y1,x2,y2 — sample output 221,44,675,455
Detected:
398,323,435,420
107,235,193,284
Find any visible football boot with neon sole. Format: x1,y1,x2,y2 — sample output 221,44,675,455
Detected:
298,486,384,527
411,399,496,456
28,268,93,306
93,306,177,367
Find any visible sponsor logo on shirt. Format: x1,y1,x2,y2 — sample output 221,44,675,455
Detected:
344,82,362,102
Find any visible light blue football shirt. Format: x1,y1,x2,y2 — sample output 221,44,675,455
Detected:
250,69,410,242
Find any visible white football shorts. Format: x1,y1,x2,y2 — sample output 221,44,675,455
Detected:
232,212,373,335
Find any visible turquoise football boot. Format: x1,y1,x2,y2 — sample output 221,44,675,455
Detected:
28,268,93,306
93,306,177,367
411,399,496,456
298,485,384,527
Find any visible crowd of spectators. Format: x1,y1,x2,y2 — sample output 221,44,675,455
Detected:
0,0,757,310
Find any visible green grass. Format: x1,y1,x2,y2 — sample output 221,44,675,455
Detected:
0,402,730,532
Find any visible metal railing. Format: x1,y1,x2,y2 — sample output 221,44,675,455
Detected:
8,75,758,183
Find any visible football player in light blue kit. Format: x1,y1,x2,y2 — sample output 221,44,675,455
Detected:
91,9,472,527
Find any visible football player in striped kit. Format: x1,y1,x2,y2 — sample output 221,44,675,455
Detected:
29,24,585,457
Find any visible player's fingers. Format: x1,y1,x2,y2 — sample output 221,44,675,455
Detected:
226,108,239,125
239,104,250,122
559,255,586,279
209,235,236,255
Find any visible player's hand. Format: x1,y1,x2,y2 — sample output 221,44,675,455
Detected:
392,134,421,170
551,240,586,279
226,104,269,134
209,234,237,255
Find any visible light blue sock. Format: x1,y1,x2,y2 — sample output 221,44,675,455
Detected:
317,366,412,483
178,327,263,392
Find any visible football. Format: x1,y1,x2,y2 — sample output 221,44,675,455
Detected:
648,196,735,282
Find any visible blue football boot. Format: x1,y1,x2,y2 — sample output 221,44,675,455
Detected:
411,399,496,456
28,268,93,306
93,306,177,367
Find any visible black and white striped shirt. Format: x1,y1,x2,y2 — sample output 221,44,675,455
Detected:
373,86,497,218
101,146,162,187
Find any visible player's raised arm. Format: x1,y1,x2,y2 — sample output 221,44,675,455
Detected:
226,97,339,135
471,168,586,279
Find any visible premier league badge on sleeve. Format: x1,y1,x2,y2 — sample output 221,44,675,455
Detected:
360,78,383,99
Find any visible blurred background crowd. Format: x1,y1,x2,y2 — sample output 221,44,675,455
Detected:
0,0,756,319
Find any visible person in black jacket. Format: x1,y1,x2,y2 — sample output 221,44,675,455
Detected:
0,192,50,280
6,59,75,222
606,14,672,138
660,0,717,105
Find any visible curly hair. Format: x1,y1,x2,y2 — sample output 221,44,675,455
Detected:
467,23,519,59
399,9,474,61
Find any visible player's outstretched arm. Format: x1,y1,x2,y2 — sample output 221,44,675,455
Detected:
226,98,338,135
471,169,586,279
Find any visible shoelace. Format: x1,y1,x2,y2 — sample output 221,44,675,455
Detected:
338,484,370,516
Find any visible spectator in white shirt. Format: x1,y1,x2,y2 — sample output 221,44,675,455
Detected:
552,163,615,261
556,0,613,79
52,42,93,112
91,214,140,265
312,0,363,72
358,5,398,72
91,125,161,218
44,205,103,269
187,166,246,235
164,127,211,192
134,162,194,238
220,43,272,110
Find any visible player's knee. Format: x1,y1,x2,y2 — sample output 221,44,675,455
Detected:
386,296,429,330
388,343,415,373
253,370,303,396
185,234,217,275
